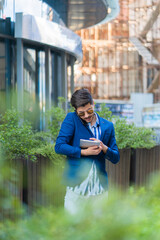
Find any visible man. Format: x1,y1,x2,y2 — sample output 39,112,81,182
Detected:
55,88,120,213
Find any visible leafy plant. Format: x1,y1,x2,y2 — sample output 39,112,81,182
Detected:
32,143,65,164
0,109,47,161
130,126,156,149
113,117,134,149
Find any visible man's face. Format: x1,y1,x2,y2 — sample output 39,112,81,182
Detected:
76,103,94,123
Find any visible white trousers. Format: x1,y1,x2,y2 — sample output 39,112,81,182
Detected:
64,187,108,215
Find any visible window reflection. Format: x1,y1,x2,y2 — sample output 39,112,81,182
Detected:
23,47,46,130
23,47,37,126
24,48,36,97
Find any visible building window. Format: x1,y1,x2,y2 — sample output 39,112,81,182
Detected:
38,51,46,130
23,46,46,130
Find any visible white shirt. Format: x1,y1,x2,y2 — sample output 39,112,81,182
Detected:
88,113,101,140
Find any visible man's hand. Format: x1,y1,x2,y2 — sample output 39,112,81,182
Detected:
81,145,102,156
89,138,108,154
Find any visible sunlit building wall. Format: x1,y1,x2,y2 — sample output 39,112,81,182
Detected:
75,0,160,101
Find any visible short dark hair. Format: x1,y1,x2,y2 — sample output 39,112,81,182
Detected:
71,88,93,109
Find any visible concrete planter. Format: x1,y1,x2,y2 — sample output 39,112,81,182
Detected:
130,145,160,186
106,148,131,190
26,156,65,210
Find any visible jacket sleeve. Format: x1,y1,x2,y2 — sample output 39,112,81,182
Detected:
104,123,120,164
54,113,81,158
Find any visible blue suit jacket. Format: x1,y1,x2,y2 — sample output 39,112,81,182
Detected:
55,112,120,189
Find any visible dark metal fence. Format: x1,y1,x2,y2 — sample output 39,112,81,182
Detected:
106,148,131,190
25,156,65,211
1,146,160,219
130,145,160,186
106,145,160,188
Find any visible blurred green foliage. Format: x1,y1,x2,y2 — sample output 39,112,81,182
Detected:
0,108,48,161
0,173,160,239
0,109,36,160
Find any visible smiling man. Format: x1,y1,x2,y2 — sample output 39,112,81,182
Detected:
55,88,120,213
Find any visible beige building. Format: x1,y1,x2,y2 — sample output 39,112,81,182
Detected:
74,0,160,102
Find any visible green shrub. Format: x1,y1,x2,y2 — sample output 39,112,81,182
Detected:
0,104,67,163
0,109,49,161
113,117,134,149
113,117,156,149
32,143,65,164
129,125,156,149
0,109,35,160
0,102,156,162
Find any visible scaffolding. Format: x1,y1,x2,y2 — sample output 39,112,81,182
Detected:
74,0,160,101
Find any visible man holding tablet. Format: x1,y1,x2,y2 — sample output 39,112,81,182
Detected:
55,88,120,214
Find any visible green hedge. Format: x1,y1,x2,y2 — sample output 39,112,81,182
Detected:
0,102,157,162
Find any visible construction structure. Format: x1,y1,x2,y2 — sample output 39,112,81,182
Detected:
74,0,160,102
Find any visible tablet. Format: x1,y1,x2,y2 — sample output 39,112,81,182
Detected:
80,139,100,148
